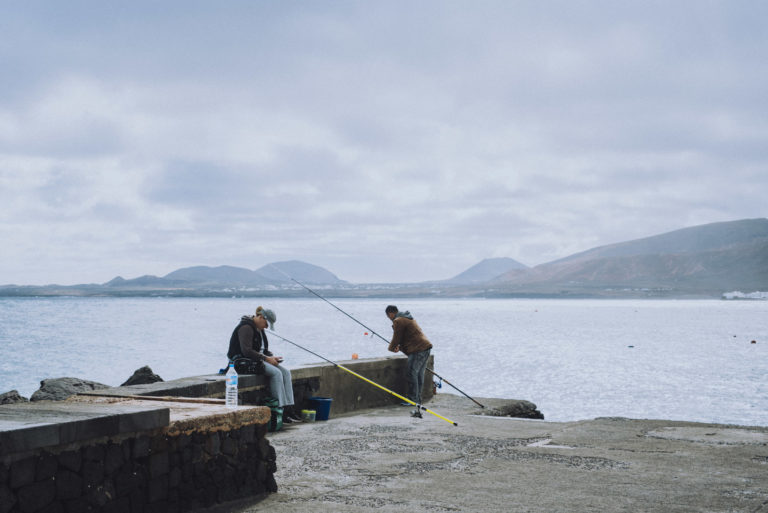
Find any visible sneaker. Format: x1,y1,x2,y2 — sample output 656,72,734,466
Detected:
283,416,293,424
410,409,423,418
287,413,303,422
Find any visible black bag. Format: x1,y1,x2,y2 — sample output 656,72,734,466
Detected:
232,356,265,375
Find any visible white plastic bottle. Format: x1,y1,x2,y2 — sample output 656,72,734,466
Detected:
225,363,238,408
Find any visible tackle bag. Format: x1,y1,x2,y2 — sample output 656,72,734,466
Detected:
232,356,265,375
258,396,283,432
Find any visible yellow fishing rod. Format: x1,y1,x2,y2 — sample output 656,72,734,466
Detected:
269,331,458,426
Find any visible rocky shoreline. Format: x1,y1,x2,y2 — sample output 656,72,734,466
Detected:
0,366,164,404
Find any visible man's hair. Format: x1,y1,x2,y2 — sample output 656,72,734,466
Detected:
385,305,398,315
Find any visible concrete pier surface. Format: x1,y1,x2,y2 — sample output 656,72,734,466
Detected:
198,393,768,513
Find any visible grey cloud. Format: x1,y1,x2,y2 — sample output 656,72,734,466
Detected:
2,1,768,284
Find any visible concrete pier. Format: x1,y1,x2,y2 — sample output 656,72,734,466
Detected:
4,356,766,512
198,394,768,513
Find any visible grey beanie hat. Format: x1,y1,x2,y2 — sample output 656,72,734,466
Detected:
256,307,276,330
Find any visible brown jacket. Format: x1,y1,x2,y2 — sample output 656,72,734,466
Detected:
388,316,433,355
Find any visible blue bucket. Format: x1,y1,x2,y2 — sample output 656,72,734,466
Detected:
308,397,333,421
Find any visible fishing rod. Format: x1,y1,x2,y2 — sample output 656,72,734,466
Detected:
268,330,458,426
272,266,485,409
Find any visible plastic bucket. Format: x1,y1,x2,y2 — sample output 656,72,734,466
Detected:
308,397,333,421
301,409,316,422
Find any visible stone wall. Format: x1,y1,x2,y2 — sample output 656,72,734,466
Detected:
0,402,276,513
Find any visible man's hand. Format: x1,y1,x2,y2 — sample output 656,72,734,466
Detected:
265,356,280,366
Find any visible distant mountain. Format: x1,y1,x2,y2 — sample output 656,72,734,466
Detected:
163,265,267,286
445,257,528,284
549,218,768,265
104,260,346,289
493,218,768,294
3,219,766,298
254,260,346,285
105,275,191,287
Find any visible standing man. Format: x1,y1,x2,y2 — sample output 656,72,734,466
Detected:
227,306,303,423
385,305,433,418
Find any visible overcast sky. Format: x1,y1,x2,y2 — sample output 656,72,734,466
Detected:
1,1,766,285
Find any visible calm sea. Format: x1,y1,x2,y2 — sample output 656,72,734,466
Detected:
1,297,766,426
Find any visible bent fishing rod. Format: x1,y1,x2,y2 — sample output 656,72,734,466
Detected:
268,330,458,426
273,268,485,409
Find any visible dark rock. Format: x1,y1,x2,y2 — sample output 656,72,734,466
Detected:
83,445,105,462
30,378,109,402
147,474,168,503
102,496,130,513
0,389,28,404
148,453,169,478
82,460,104,489
64,497,89,513
132,436,150,460
10,456,36,489
114,466,143,498
36,453,58,481
168,467,182,489
0,483,16,513
482,400,545,420
85,481,116,508
104,443,124,475
38,501,64,513
121,366,164,387
58,451,81,473
17,479,56,512
204,433,220,457
221,436,237,457
55,470,82,501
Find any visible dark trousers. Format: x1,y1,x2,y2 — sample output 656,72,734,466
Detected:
407,348,431,404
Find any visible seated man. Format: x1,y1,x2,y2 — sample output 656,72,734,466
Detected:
227,306,303,423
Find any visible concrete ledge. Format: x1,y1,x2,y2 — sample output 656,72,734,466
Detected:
291,355,435,415
79,373,267,399
68,395,272,437
0,400,170,455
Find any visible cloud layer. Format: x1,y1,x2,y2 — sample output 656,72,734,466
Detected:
2,1,767,284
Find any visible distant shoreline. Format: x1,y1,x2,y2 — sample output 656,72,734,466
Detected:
0,286,743,300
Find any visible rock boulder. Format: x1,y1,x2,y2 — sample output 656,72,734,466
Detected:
482,399,544,419
30,378,110,402
0,389,29,404
121,365,164,386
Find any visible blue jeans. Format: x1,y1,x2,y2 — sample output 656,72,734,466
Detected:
263,362,294,407
407,348,431,404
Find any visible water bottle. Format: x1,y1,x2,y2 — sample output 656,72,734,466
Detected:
225,363,238,408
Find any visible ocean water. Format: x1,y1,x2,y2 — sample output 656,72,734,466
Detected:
1,297,766,426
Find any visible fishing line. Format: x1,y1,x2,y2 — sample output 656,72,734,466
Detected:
268,330,458,426
268,264,485,409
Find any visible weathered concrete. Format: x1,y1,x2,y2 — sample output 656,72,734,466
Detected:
197,394,768,513
0,400,170,455
290,355,435,415
79,373,267,400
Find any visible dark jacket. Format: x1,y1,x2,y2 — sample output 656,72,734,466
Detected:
227,316,270,360
388,311,433,355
